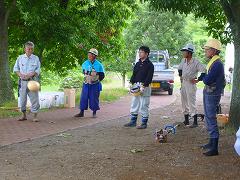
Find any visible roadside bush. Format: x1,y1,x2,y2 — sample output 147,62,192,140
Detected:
40,69,62,86
59,71,84,90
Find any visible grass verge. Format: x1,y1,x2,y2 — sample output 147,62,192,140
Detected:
75,87,128,105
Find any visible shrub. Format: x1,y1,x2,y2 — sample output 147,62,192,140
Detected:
59,71,84,89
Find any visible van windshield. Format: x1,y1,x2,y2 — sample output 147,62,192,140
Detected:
149,53,165,63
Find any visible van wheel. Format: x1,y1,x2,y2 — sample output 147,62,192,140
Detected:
168,89,173,95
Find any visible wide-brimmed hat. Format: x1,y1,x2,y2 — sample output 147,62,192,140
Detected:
204,39,221,51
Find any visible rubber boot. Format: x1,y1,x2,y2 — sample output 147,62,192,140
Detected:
137,117,148,129
189,114,198,128
200,138,213,150
92,111,97,118
124,114,137,127
74,110,84,117
203,138,219,156
183,114,189,125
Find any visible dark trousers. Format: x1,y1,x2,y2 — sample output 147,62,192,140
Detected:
203,92,221,138
80,82,102,112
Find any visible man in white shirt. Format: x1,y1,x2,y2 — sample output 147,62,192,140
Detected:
178,43,206,128
13,41,40,122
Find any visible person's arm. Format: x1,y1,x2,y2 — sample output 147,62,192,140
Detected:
197,73,206,81
13,57,26,79
34,57,41,76
178,70,182,76
130,63,138,84
203,62,222,85
178,60,184,83
13,57,20,74
178,60,184,77
98,72,105,81
143,63,154,87
196,61,206,81
191,72,206,84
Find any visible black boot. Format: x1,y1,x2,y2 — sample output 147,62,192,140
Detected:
200,138,213,150
203,138,219,156
183,114,189,125
92,111,97,118
74,110,84,117
124,114,137,127
189,114,198,128
137,117,148,129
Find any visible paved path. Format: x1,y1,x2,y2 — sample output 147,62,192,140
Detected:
0,93,176,146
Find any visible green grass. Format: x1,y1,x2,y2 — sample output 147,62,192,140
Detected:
41,84,61,92
0,109,21,119
74,87,128,105
0,99,21,118
100,88,128,102
225,84,232,92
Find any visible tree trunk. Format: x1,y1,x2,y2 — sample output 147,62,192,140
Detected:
220,0,240,130
229,27,240,130
226,0,240,130
121,72,126,88
0,1,15,105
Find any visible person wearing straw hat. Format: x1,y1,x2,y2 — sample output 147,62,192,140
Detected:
13,41,40,122
74,48,105,118
201,39,225,156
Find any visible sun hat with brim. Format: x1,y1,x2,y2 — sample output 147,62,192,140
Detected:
203,39,222,51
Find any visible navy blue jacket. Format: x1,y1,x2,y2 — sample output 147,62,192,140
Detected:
130,58,154,87
203,60,225,95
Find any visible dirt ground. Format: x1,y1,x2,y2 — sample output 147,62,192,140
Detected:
0,93,239,180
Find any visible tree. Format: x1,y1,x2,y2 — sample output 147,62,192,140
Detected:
8,0,136,73
147,0,240,130
0,0,136,105
104,46,133,87
123,3,191,64
0,0,15,104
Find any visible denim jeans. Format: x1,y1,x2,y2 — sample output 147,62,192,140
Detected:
203,91,221,138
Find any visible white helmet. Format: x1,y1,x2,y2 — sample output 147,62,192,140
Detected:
181,43,195,53
88,48,98,56
130,84,141,96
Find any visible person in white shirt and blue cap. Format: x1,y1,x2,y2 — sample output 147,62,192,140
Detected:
178,43,206,128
